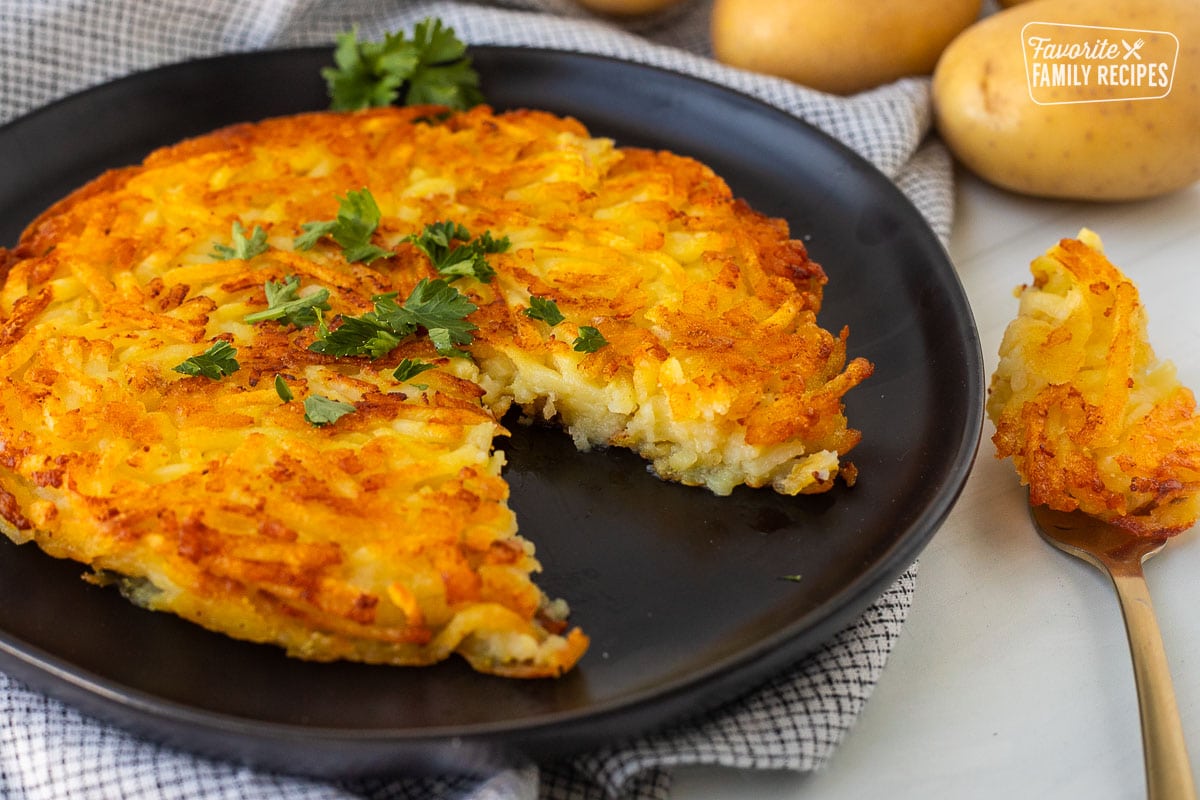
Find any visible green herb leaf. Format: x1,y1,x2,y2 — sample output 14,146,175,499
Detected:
392,357,435,385
779,574,803,583
524,295,565,326
309,278,476,360
172,341,240,380
244,275,332,327
395,278,478,357
274,374,294,403
407,19,484,109
426,327,462,358
322,20,483,113
323,28,416,111
405,220,508,284
294,220,336,251
212,220,269,261
405,220,467,269
573,325,608,353
295,188,392,265
304,394,357,427
308,314,407,358
405,61,483,109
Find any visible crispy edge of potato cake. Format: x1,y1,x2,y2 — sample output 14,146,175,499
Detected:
0,104,872,675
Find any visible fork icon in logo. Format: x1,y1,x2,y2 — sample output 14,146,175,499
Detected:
1122,38,1146,60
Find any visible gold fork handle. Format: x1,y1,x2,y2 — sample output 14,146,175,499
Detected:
1110,568,1198,800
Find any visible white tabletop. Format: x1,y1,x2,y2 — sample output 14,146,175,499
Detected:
674,171,1200,799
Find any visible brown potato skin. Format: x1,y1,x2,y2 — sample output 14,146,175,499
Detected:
712,0,982,94
933,0,1200,200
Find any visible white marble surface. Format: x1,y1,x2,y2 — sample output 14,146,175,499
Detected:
674,172,1200,799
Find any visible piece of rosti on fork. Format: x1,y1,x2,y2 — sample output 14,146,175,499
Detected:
988,228,1200,536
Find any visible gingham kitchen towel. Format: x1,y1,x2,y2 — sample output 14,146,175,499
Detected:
0,2,949,798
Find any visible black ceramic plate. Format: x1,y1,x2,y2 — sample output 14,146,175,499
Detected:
0,47,983,776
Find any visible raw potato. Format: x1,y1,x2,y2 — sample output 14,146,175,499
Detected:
933,0,1200,200
711,0,983,95
575,0,685,15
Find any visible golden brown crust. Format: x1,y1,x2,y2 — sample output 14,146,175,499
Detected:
0,105,868,675
988,230,1200,536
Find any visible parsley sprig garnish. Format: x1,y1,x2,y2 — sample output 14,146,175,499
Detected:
295,188,391,265
393,358,435,386
304,395,357,427
310,277,477,360
244,275,331,327
172,341,240,380
405,221,509,283
212,221,269,261
323,20,484,112
313,311,403,359
274,376,356,427
274,374,295,402
523,295,608,353
524,295,565,326
393,279,478,357
573,325,608,353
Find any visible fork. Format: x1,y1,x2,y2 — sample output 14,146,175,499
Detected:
1032,504,1197,800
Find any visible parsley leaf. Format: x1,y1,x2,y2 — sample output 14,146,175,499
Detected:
405,19,483,108
427,327,463,358
519,295,603,352
376,278,478,358
405,220,508,283
295,188,392,265
573,326,608,353
322,20,483,113
393,358,435,385
310,313,407,359
304,395,357,427
274,374,294,403
406,220,468,266
172,341,240,380
244,275,332,327
212,220,269,261
525,295,565,326
324,28,416,111
309,278,477,360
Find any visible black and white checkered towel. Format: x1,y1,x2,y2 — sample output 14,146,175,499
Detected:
0,2,949,797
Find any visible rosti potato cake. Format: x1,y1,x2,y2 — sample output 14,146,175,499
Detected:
989,229,1200,536
0,104,871,675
